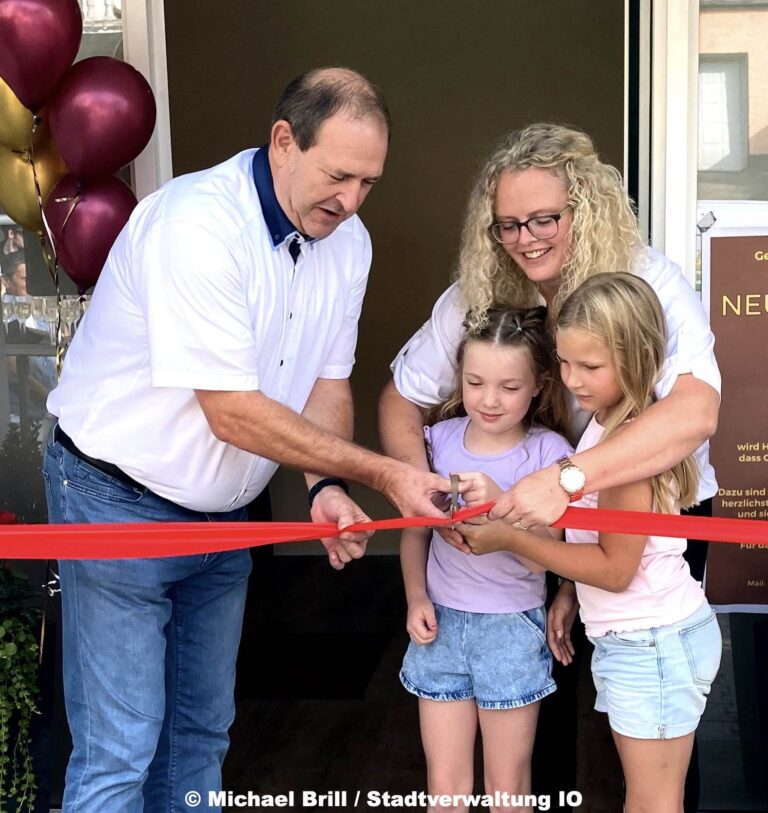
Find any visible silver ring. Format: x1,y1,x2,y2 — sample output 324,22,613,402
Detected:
513,519,528,531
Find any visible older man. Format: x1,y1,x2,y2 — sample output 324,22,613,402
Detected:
45,67,449,812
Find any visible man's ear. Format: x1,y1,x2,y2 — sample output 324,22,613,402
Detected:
270,120,295,166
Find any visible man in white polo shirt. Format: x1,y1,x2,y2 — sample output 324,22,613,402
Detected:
44,67,450,812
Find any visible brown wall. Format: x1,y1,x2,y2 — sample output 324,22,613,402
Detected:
164,0,625,548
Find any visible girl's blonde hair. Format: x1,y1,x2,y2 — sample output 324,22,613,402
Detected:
555,273,698,512
430,306,569,437
457,123,644,331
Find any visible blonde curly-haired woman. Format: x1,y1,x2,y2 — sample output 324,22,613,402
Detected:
381,123,718,525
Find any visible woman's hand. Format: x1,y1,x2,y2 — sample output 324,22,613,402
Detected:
547,582,579,665
406,597,437,644
489,464,569,529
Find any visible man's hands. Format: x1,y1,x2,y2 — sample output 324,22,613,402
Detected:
488,464,569,529
307,461,456,570
406,596,437,644
381,463,452,521
310,486,372,570
547,582,579,666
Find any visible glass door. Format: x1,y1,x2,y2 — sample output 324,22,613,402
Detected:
695,2,768,810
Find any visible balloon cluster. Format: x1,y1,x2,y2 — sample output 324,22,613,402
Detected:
0,0,156,292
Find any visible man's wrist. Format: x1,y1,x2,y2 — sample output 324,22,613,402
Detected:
308,477,349,508
371,457,402,499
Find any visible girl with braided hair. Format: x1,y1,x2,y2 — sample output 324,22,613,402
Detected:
399,306,572,812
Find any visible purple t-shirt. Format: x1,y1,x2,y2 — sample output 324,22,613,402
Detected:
425,417,573,613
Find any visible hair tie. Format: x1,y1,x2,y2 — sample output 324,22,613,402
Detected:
515,325,524,334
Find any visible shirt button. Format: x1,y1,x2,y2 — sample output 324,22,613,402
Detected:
289,312,293,319
279,360,284,366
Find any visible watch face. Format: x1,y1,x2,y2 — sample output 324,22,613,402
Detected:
561,466,586,493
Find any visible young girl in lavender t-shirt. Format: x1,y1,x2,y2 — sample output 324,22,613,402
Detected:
399,307,572,811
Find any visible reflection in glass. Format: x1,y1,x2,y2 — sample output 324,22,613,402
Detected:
698,3,768,201
4,353,56,426
0,353,52,524
2,294,87,346
77,0,123,59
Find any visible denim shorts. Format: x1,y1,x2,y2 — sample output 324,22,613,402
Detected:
400,603,555,709
588,600,722,740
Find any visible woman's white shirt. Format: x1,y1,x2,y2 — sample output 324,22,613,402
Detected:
390,247,720,500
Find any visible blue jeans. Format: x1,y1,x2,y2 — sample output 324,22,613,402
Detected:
588,601,722,739
400,603,555,709
43,434,253,812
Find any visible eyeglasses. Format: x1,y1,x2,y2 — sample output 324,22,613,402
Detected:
489,206,571,245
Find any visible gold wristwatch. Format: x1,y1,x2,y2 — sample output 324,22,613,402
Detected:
557,457,586,502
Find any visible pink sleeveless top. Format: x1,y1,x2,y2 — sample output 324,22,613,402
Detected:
566,416,705,637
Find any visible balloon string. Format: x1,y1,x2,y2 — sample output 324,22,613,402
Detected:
27,115,61,663
49,193,87,339
57,194,81,230
28,115,68,377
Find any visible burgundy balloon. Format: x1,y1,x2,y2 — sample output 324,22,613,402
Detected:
50,56,156,180
0,0,82,111
44,174,137,292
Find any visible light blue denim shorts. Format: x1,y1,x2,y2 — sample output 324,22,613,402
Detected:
400,603,555,709
588,600,722,740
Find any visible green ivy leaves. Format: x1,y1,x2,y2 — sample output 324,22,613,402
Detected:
0,569,41,813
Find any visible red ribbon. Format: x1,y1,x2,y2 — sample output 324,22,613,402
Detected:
0,503,766,560
553,506,768,546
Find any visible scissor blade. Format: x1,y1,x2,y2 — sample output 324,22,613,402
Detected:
450,473,460,525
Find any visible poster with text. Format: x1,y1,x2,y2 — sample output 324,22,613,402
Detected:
705,232,768,612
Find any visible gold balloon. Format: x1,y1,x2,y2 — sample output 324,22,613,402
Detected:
0,138,68,231
0,76,52,151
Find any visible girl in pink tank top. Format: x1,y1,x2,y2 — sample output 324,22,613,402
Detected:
460,273,722,813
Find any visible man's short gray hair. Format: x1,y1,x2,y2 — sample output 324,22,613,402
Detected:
271,66,391,151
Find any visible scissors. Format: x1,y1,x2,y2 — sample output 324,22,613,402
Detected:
449,473,460,529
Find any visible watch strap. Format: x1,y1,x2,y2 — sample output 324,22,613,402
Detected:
307,477,349,508
556,456,585,501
